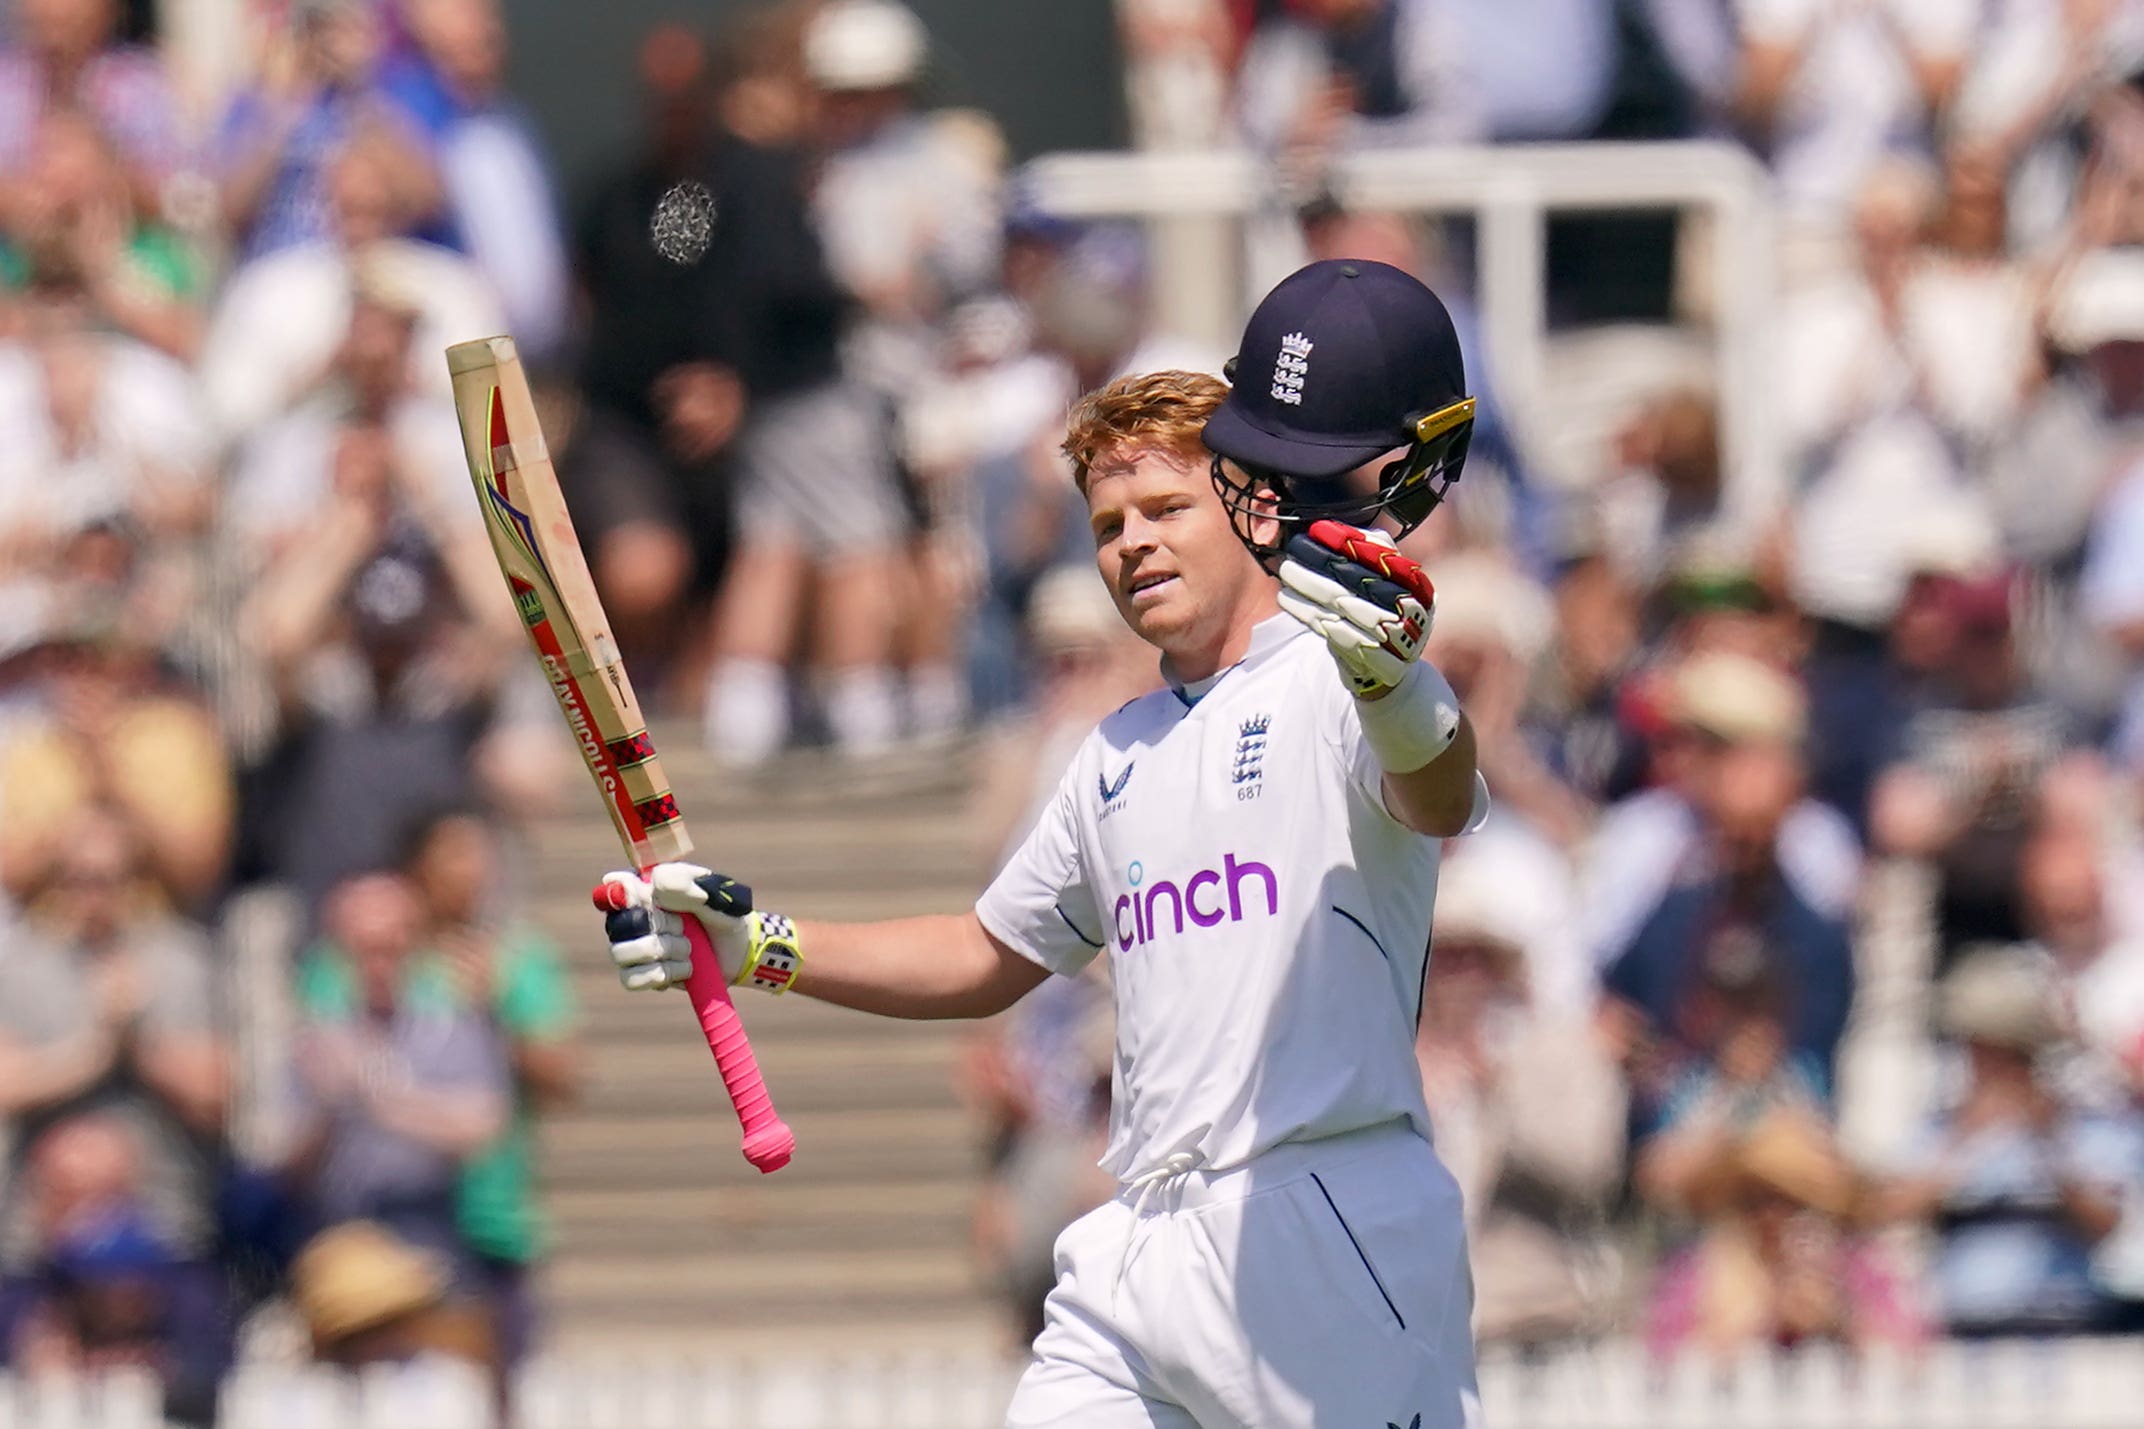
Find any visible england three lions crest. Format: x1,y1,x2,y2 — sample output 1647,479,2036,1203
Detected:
1233,715,1270,799
1271,333,1313,406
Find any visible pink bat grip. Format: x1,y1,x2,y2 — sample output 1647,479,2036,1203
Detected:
678,914,795,1173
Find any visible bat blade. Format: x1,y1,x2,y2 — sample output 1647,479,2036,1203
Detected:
446,334,793,1174
447,336,689,873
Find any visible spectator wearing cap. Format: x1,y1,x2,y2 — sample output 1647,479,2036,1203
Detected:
377,0,569,360
0,0,189,217
213,0,440,261
1646,1110,1921,1360
1869,566,2091,971
285,1220,493,1428
1580,650,1860,976
806,0,1000,374
1595,652,1858,1136
1986,247,2144,572
1883,946,2139,1336
800,2,1009,753
1417,858,1623,1346
1801,501,2002,836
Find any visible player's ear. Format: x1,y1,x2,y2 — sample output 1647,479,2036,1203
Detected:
1246,482,1283,554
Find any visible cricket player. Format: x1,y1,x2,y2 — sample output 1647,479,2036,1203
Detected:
600,259,1488,1427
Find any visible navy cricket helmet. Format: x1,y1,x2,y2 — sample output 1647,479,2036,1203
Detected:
1203,259,1475,557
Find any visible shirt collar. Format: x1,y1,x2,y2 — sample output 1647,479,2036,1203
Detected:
1163,613,1299,707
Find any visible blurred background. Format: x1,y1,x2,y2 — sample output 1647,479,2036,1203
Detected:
8,0,2144,1424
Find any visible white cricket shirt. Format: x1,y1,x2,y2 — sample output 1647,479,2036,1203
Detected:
976,614,1488,1182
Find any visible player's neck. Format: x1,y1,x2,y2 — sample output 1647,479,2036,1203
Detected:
1161,588,1281,685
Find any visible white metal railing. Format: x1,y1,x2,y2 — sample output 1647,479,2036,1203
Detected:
11,1339,2144,1428
1021,142,1782,533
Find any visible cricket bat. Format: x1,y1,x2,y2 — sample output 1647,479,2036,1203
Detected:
445,335,795,1175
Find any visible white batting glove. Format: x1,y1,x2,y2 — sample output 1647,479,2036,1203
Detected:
1277,520,1436,695
594,863,803,995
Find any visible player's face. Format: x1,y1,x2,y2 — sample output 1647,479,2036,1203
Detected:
1085,446,1268,660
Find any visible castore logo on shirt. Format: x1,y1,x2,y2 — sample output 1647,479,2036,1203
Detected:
1098,761,1135,820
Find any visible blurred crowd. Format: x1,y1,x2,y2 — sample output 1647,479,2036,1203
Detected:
9,0,2144,1419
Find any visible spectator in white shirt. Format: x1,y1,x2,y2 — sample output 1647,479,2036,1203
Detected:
1666,0,1977,255
198,131,501,443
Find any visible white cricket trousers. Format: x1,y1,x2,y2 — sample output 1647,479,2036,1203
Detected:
1004,1120,1481,1429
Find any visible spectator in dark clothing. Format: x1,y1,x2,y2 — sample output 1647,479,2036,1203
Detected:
574,22,848,590
0,1117,231,1424
1870,569,2089,972
1802,618,1917,842
1599,664,1858,1137
1803,529,2001,839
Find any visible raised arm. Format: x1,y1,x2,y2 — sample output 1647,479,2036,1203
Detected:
599,867,1051,1022
1276,521,1482,837
1375,707,1480,838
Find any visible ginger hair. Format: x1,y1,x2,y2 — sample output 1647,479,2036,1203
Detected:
1061,369,1229,492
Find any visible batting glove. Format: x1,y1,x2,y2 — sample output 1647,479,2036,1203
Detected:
594,863,803,995
1277,519,1436,696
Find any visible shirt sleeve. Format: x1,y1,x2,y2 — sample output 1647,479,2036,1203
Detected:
418,1012,512,1104
974,757,1106,977
494,928,576,1040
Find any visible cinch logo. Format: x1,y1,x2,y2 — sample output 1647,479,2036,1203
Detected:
1113,854,1278,950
